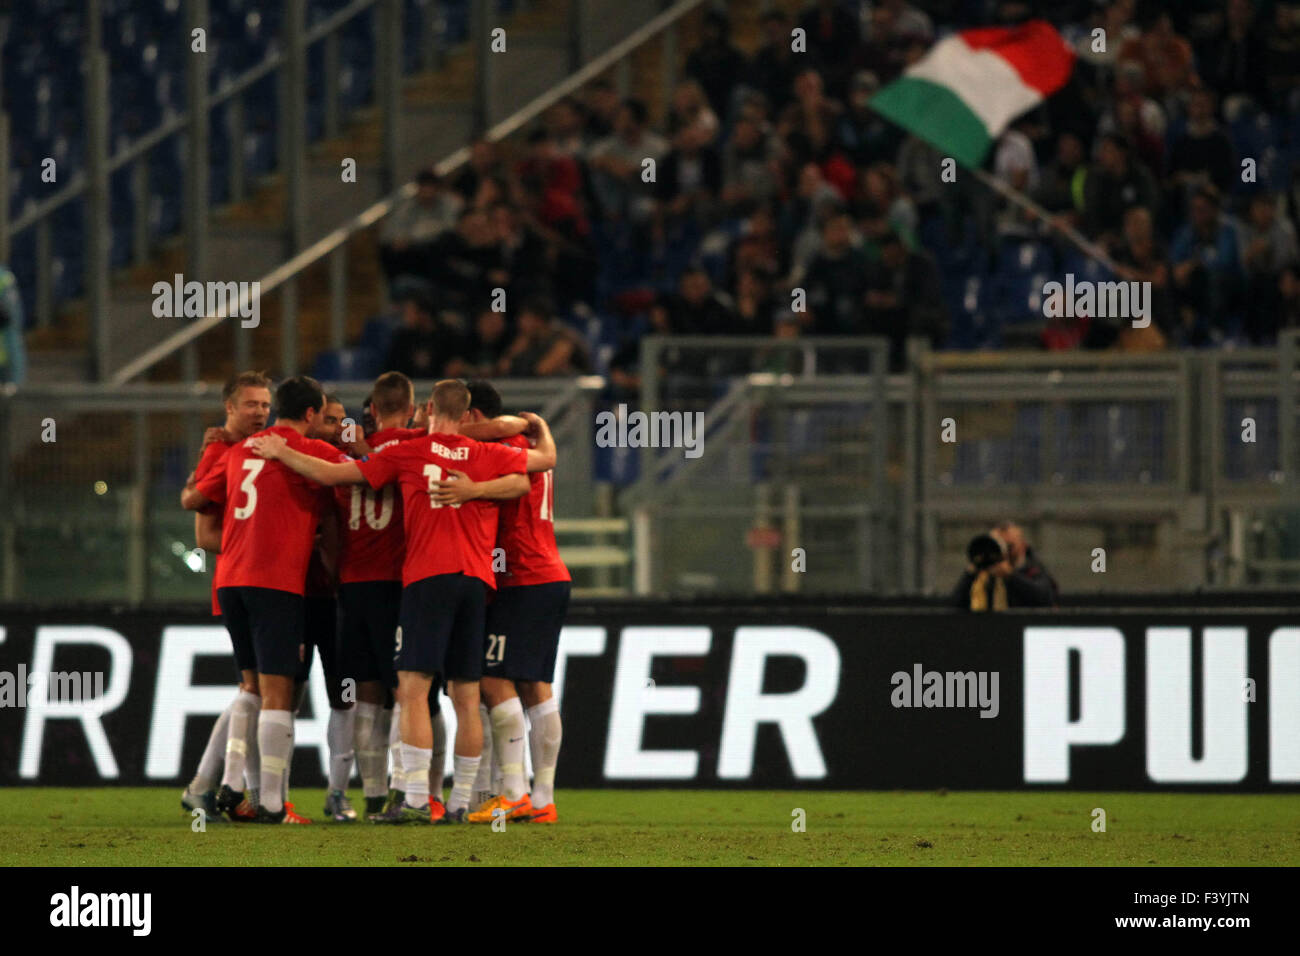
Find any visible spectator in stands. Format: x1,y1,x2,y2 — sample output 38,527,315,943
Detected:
588,97,669,223
1117,9,1195,104
855,162,916,250
490,202,550,303
777,68,844,176
470,174,511,212
747,9,801,113
952,521,1058,610
1199,0,1267,110
379,169,463,285
1035,131,1087,228
545,97,588,159
582,78,620,141
862,229,946,371
499,298,590,377
1168,88,1235,202
835,71,901,167
1082,133,1160,246
684,8,748,122
1170,184,1243,344
655,122,723,234
665,266,736,335
607,299,674,395
1108,205,1174,349
458,305,511,378
803,212,867,335
0,264,26,385
516,128,589,243
861,0,933,84
1261,2,1300,111
453,138,505,204
728,202,787,287
783,164,845,281
384,294,469,380
667,79,720,143
1097,62,1165,176
428,207,505,312
721,111,782,215
1239,193,1300,343
799,0,863,98
731,268,776,336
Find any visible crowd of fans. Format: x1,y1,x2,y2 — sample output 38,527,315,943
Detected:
361,0,1300,383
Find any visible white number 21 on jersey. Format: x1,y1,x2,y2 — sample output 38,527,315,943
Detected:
234,458,265,520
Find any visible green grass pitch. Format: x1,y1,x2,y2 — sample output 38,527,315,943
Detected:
1,789,1295,866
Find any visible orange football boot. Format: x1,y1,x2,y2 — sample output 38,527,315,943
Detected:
467,792,533,823
529,803,558,824
282,802,312,824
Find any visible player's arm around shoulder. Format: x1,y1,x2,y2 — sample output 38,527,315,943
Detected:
429,468,529,506
249,433,365,486
519,412,556,473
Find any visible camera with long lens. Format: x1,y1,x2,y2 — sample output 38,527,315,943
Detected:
967,533,1006,571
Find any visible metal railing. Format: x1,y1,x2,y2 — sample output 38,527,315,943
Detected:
111,0,702,384
0,376,618,602
620,337,1300,597
3,0,665,380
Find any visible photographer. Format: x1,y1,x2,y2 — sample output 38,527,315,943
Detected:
953,521,1058,610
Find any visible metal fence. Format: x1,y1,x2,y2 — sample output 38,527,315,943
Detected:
6,337,1300,603
0,376,623,602
622,335,1300,596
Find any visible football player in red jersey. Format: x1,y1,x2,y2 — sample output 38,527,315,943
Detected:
177,371,271,823
250,379,553,823
330,373,423,819
188,375,348,823
452,382,568,825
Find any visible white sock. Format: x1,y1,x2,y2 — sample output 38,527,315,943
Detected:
449,755,481,813
490,698,527,801
430,709,447,803
387,702,403,791
401,744,432,808
191,696,234,792
354,702,387,799
243,719,260,792
527,698,561,808
472,703,493,797
281,716,296,805
257,709,294,814
221,690,260,791
327,707,356,792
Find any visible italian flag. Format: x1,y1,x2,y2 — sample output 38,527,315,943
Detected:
870,20,1074,168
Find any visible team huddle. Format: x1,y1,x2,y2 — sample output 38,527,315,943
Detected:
177,371,569,825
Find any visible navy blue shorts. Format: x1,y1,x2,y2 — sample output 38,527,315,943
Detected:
484,581,570,682
397,574,486,681
339,580,401,690
298,596,342,703
218,586,304,678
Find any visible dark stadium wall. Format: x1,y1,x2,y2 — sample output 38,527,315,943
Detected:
0,605,1297,791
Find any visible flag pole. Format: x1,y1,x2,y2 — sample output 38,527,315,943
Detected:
967,165,1123,274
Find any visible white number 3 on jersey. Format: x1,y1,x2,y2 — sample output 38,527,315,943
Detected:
233,458,265,520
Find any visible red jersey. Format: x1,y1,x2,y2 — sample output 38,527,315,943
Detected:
495,434,570,587
334,427,412,584
195,425,345,595
354,431,526,588
194,438,235,615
